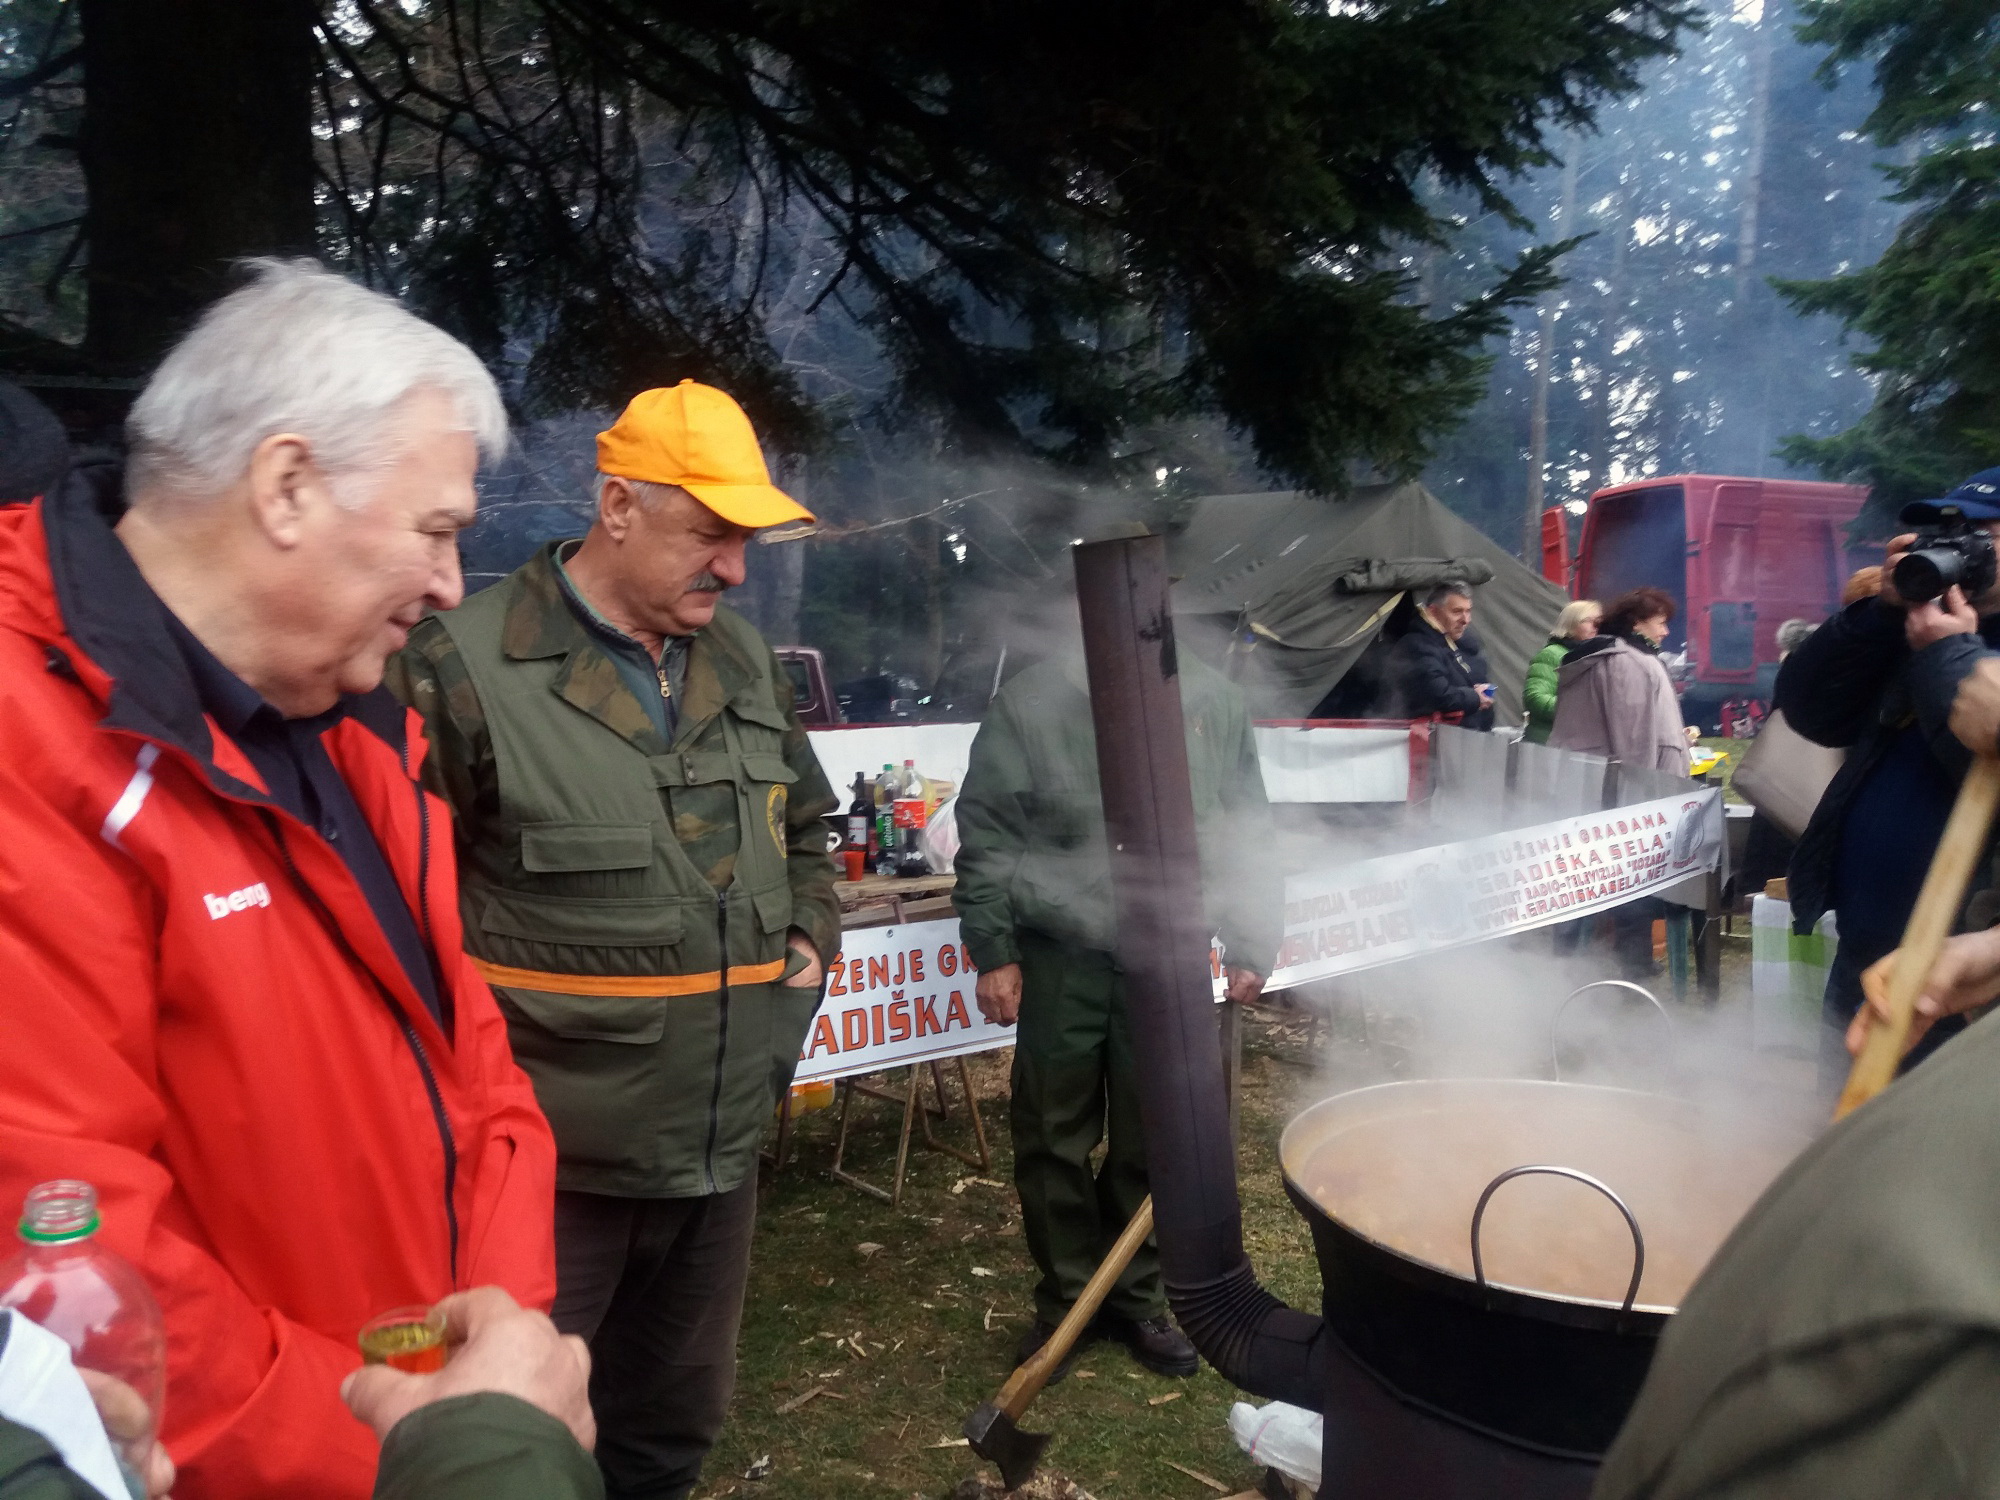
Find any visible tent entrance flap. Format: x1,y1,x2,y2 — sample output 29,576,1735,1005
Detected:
1169,485,1568,722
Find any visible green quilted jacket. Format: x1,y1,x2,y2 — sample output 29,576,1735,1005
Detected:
1523,637,1567,744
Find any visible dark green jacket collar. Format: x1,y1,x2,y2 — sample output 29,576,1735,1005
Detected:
499,542,761,753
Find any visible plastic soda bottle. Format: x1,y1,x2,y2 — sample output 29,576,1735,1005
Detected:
873,764,897,875
0,1180,167,1485
893,759,930,877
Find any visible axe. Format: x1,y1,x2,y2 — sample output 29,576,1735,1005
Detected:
964,1195,1157,1490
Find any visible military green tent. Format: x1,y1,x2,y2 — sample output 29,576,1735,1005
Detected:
1169,483,1569,724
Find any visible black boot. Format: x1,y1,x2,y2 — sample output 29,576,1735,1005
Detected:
1102,1313,1199,1377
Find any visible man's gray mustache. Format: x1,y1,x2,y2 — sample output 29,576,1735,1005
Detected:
689,573,728,593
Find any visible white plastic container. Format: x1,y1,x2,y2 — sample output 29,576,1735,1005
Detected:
1229,1398,1323,1491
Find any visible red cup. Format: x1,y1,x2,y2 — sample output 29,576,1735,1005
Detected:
844,849,866,882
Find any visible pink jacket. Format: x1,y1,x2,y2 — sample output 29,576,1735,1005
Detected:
1549,637,1691,775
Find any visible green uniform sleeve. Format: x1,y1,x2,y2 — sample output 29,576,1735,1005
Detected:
953,697,1031,972
384,618,494,831
0,1416,99,1500
1213,695,1282,977
374,1393,604,1500
768,646,841,966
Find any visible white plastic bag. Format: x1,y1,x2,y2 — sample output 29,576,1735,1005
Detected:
1229,1398,1323,1491
920,795,959,874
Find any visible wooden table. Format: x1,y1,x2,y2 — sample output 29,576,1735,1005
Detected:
835,871,957,930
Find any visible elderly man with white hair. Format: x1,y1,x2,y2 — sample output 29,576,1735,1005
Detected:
0,260,559,1499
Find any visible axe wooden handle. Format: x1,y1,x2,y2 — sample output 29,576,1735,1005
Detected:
995,1195,1155,1420
1836,754,2000,1120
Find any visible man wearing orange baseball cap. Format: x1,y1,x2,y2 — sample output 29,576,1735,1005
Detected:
388,380,840,1500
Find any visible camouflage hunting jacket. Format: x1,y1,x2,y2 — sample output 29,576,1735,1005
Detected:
388,543,840,1197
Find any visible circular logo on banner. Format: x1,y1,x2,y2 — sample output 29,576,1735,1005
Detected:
766,783,788,853
1670,797,1715,871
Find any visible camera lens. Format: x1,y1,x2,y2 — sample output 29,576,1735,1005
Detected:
1894,548,1961,604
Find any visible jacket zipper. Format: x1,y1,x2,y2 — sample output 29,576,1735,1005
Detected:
702,889,729,1195
261,809,461,1279
400,741,448,1040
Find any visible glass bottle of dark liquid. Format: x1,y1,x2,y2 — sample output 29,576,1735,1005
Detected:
846,773,873,861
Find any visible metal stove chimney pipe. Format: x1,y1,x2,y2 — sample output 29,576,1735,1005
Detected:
1073,534,1331,1407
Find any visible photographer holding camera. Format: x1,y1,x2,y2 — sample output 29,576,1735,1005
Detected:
1778,468,2000,1093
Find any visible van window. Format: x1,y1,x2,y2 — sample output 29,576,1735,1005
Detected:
1585,485,1688,651
1707,602,1756,672
784,659,812,702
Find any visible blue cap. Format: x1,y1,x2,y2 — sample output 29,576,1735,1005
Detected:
1902,467,2000,524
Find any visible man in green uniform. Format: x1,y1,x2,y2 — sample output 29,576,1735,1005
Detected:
389,381,838,1500
956,616,1280,1376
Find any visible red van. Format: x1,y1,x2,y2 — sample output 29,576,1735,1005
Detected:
1560,475,1875,715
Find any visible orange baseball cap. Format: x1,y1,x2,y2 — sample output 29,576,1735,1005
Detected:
595,380,815,528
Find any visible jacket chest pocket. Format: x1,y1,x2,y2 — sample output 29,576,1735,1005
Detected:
513,820,658,901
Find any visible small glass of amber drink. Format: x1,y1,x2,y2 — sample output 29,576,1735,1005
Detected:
357,1305,447,1373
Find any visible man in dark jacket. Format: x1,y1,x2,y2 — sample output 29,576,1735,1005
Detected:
1777,469,2000,1091
1388,582,1496,729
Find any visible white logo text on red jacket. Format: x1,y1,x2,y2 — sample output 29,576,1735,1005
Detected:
204,883,272,920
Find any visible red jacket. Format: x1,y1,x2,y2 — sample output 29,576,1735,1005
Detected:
0,475,558,1497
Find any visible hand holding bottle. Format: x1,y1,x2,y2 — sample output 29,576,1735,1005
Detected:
77,1368,175,1497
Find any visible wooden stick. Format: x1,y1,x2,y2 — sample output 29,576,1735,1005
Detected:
1836,755,2000,1119
994,1196,1155,1420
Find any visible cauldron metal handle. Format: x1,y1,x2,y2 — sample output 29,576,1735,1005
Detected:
1550,980,1674,1081
1469,1164,1647,1313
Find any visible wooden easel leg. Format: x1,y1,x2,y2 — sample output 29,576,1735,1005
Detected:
956,1055,991,1170
889,1066,920,1209
916,1054,993,1170
830,1076,894,1205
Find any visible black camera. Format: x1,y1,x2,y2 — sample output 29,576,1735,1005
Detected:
1893,517,1998,605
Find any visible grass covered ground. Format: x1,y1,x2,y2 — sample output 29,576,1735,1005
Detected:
697,1010,1326,1500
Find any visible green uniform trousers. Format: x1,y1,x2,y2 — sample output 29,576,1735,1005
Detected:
1010,930,1163,1325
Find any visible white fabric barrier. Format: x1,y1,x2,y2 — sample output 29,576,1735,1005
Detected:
809,720,1416,808
1252,725,1411,803
808,723,980,801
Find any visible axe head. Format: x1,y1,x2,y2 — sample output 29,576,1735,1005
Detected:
964,1399,1051,1491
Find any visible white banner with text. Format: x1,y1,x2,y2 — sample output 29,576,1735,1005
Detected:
1260,788,1723,992
794,921,1004,1084
793,789,1722,1077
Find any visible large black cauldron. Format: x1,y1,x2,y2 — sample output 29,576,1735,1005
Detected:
1281,1078,1802,1459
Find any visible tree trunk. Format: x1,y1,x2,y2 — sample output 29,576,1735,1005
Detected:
1525,141,1581,561
79,0,317,372
1729,1,1780,473
1587,186,1632,498
1733,1,1776,306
